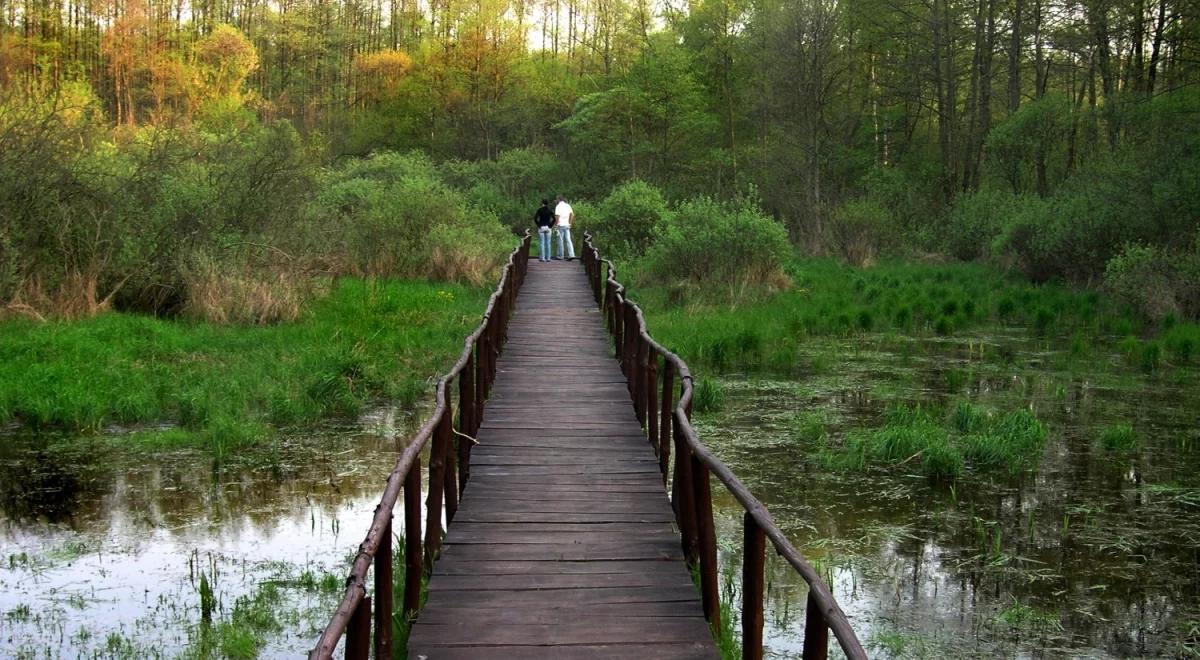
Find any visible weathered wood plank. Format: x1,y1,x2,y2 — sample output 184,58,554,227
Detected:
407,642,717,659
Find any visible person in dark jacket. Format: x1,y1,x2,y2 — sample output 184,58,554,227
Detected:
534,199,555,262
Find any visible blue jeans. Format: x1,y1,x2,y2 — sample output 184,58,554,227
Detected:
538,229,552,260
556,226,575,259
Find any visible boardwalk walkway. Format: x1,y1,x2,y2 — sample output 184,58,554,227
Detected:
408,259,719,659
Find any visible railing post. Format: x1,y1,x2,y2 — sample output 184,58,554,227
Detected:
444,410,459,523
647,350,658,450
693,455,720,630
374,524,393,660
592,255,602,306
628,304,638,384
743,512,766,660
476,339,487,435
345,596,371,660
672,415,698,563
634,335,647,425
459,355,474,494
425,405,449,568
659,360,673,486
803,591,830,660
403,459,422,618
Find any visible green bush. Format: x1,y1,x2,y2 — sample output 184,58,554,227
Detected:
641,196,789,294
588,180,672,259
828,199,893,266
1103,243,1200,322
304,152,513,284
945,190,1040,262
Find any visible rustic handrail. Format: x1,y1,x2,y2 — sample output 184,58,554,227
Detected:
309,231,531,660
581,233,866,660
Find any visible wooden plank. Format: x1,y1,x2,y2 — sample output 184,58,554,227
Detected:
408,619,714,646
419,586,702,609
415,601,707,623
442,542,682,561
426,572,692,591
430,559,688,576
406,643,717,660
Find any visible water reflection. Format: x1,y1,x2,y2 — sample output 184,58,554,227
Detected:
0,405,420,657
698,332,1200,658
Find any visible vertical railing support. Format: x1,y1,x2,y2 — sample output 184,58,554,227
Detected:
458,356,474,495
693,455,720,629
659,360,673,485
647,350,659,451
634,334,647,425
425,406,449,568
403,460,422,618
673,417,699,563
345,596,371,660
374,524,393,660
743,512,766,660
802,591,830,660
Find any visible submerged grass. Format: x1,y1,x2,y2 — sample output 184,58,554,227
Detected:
0,279,489,452
823,401,1047,479
627,256,1197,374
1100,423,1138,450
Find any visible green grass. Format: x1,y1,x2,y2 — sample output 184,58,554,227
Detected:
0,279,490,452
825,402,1047,479
692,378,725,413
625,256,1168,374
1100,423,1138,450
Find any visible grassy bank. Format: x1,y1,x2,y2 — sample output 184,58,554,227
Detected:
0,279,489,452
629,256,1200,374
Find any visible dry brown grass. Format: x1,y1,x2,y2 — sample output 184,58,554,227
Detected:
2,272,119,321
181,253,324,325
425,243,504,286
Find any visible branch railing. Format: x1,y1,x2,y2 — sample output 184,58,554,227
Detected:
309,231,531,660
581,233,867,660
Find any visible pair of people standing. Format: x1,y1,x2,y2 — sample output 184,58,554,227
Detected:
534,196,576,262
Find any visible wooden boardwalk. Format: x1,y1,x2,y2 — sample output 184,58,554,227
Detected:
408,259,719,659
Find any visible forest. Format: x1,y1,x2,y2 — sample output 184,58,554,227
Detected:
2,0,1198,322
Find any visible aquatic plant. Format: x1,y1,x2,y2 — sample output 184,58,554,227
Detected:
825,402,1047,478
693,379,726,413
1100,423,1137,450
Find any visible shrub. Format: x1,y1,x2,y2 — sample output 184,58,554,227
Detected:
588,180,672,259
304,152,513,282
641,196,790,295
945,189,1037,261
828,199,893,266
1104,243,1199,322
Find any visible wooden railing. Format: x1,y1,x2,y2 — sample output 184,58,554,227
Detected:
309,231,531,660
581,233,867,660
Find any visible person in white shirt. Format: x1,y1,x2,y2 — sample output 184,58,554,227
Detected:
553,195,576,261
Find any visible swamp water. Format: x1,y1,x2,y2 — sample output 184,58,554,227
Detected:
0,405,422,658
696,330,1200,658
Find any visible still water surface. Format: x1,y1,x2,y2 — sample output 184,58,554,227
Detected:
0,406,419,657
698,331,1199,658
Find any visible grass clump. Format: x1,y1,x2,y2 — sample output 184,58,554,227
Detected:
1100,423,1138,450
692,379,725,413
825,401,1048,479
